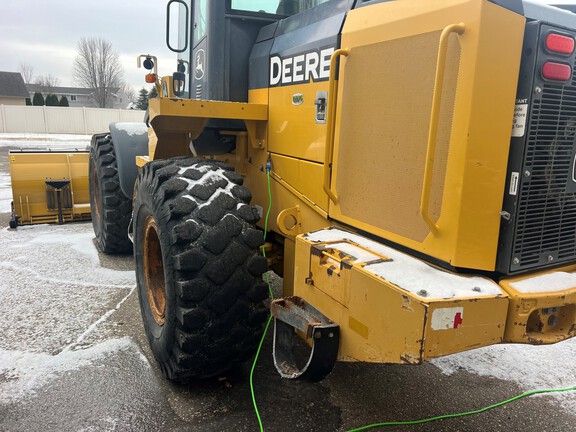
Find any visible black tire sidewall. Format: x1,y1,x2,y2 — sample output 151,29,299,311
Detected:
88,135,132,254
88,152,104,241
134,192,178,364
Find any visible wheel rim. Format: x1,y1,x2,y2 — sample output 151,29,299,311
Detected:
90,159,101,222
143,216,166,326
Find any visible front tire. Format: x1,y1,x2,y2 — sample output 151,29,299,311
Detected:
133,158,269,380
89,135,133,254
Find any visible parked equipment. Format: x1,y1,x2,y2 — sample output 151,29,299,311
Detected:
87,0,576,381
9,150,91,226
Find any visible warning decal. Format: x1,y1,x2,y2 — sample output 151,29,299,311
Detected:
512,103,528,137
509,172,519,196
431,307,464,330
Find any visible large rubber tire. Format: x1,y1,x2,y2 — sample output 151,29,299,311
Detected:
89,134,133,254
133,158,269,381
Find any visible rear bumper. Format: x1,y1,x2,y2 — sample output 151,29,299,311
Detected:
500,266,576,344
294,227,576,364
295,228,510,364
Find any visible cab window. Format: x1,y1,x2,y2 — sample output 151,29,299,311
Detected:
230,0,332,15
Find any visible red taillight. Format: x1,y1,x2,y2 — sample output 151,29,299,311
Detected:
542,62,572,81
546,33,575,54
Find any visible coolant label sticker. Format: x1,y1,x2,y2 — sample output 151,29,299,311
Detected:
509,172,519,196
431,307,464,330
512,102,528,137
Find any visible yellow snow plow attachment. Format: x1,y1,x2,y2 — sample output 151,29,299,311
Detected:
9,150,91,226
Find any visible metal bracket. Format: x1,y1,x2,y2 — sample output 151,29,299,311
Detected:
271,296,339,382
9,201,19,229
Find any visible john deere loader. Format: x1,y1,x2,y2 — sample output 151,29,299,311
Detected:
45,0,576,381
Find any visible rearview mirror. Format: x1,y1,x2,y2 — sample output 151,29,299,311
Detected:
166,0,189,53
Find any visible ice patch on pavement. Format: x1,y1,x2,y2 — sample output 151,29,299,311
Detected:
3,224,134,287
431,339,576,412
0,337,148,403
0,223,135,354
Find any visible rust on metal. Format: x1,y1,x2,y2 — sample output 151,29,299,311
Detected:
143,215,166,326
271,296,331,339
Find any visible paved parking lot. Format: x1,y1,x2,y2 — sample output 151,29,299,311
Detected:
1,135,575,432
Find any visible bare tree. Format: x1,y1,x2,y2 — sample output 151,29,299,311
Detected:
19,63,34,84
35,74,61,95
123,84,136,104
73,37,125,108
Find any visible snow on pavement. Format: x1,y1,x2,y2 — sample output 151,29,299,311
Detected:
0,133,91,149
0,223,135,353
0,221,138,401
431,339,576,412
0,172,11,214
0,337,148,404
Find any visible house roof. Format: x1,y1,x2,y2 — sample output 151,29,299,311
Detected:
27,84,93,96
27,84,121,96
0,72,29,98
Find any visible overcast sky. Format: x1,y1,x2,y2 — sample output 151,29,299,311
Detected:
0,0,175,92
0,0,571,95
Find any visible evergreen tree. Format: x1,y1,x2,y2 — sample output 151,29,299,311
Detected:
59,96,70,107
32,92,44,106
25,98,32,106
149,86,158,99
45,94,59,106
136,87,149,110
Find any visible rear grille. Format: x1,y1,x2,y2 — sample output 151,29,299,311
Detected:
195,84,202,100
512,65,576,270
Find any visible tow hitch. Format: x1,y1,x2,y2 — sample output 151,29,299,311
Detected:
270,296,339,381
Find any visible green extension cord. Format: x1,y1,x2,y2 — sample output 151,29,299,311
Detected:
250,162,274,431
249,158,576,431
345,385,576,431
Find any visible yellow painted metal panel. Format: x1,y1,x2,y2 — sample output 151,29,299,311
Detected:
499,265,576,344
269,154,329,213
423,298,508,359
249,88,269,105
148,98,267,121
268,82,329,162
294,228,509,363
147,98,268,160
329,0,526,271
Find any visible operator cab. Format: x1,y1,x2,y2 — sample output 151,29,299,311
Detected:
169,0,335,102
166,0,347,154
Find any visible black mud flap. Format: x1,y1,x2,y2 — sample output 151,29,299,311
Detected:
271,296,339,382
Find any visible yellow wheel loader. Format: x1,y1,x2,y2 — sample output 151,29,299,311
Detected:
14,0,576,381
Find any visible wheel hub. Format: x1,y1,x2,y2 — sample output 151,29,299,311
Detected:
143,216,166,326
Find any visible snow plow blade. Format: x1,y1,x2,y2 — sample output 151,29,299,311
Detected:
9,150,91,226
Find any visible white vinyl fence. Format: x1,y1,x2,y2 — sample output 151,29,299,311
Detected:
0,105,146,135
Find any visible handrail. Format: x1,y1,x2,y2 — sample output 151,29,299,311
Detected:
420,23,465,235
323,48,350,205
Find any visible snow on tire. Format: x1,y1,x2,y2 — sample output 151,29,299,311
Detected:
133,157,269,381
89,135,133,254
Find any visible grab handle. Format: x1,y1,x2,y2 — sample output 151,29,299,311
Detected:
420,23,465,234
323,48,350,205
